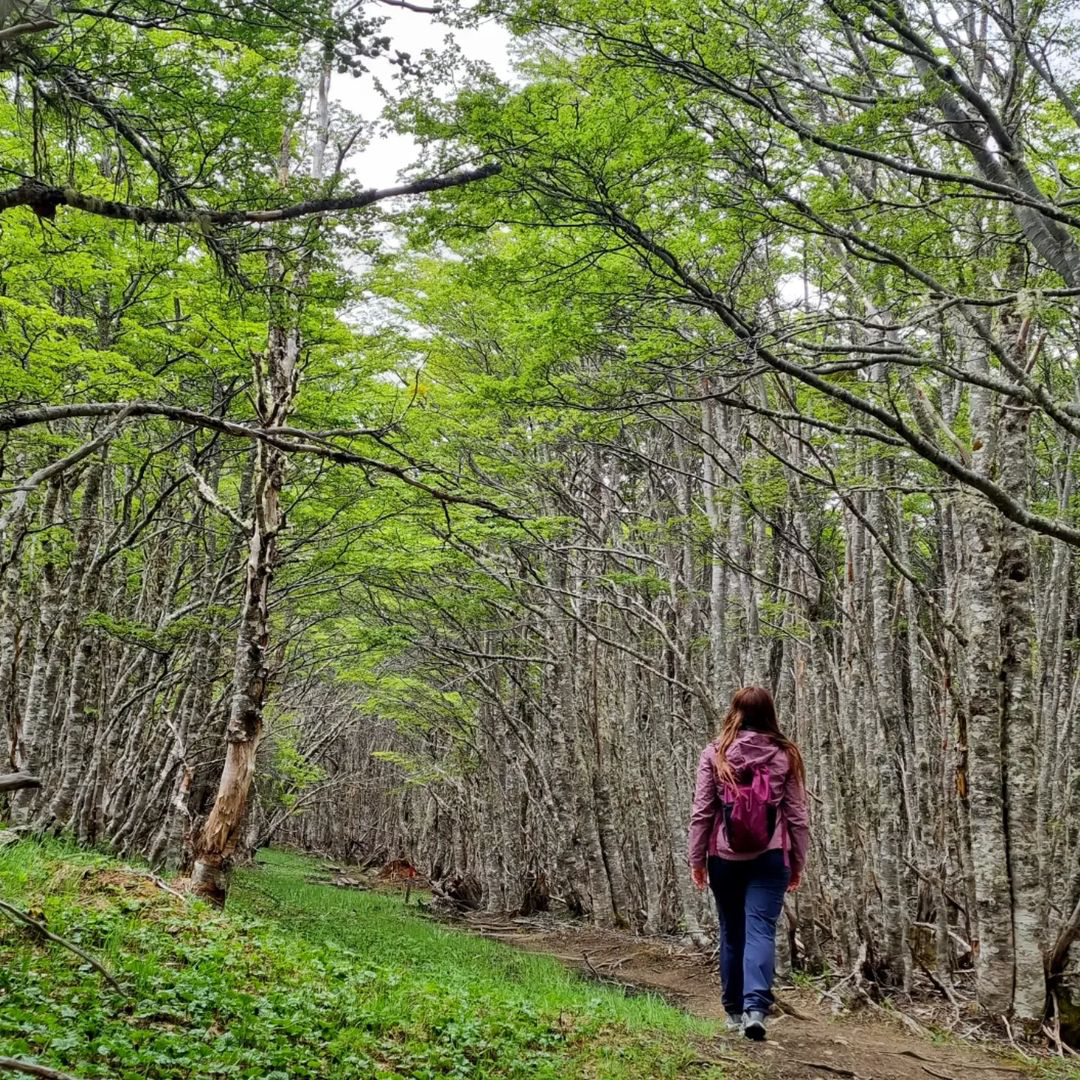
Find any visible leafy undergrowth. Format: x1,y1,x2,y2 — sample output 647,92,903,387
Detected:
0,841,725,1079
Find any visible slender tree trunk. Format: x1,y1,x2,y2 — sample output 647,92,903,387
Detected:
191,68,330,900
960,377,1018,1015
190,331,294,902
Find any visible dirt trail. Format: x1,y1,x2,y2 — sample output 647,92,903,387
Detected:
454,914,1035,1080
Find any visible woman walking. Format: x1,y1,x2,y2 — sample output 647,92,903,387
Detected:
688,685,809,1040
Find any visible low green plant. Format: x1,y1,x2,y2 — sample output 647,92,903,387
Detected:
0,841,726,1079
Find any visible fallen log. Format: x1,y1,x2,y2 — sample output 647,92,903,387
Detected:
0,1058,84,1080
0,774,40,794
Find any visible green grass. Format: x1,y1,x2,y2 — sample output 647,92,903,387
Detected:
1032,1059,1080,1080
0,841,724,1079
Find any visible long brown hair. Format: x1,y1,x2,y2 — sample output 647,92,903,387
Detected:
713,685,806,789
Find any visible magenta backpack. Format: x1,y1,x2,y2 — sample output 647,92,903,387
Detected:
718,760,780,853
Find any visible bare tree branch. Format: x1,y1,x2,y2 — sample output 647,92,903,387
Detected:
548,186,1080,548
0,405,133,531
0,165,500,225
0,401,518,520
182,463,252,533
377,0,442,11
0,18,59,44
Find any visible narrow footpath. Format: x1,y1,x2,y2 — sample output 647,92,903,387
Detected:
452,912,1056,1080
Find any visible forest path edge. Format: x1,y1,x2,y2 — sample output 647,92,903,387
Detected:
441,912,1074,1080
0,843,722,1079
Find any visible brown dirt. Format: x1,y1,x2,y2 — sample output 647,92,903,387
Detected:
450,912,1040,1080
74,865,182,913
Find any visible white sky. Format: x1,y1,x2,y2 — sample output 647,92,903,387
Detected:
335,6,516,187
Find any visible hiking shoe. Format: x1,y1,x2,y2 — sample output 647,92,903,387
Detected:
742,1010,767,1040
723,1013,742,1033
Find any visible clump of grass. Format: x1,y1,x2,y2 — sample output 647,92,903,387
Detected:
0,840,725,1079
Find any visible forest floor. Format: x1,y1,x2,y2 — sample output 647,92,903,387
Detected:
0,840,1075,1080
0,841,723,1079
442,910,1079,1080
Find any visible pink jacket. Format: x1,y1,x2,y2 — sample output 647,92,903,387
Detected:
688,731,810,875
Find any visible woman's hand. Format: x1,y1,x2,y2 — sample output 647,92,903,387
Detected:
787,870,801,893
691,864,708,891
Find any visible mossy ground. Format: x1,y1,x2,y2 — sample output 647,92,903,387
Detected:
0,841,724,1078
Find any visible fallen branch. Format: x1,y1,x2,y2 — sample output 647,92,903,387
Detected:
888,1050,1023,1072
0,773,40,793
922,1067,959,1080
0,899,126,996
1001,1017,1036,1063
793,1061,865,1079
0,1057,83,1080
581,950,603,981
686,1052,746,1068
578,949,642,994
909,942,961,1006
135,870,187,901
774,994,817,1021
854,981,931,1039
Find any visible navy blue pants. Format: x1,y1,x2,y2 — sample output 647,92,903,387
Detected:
707,850,790,1015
